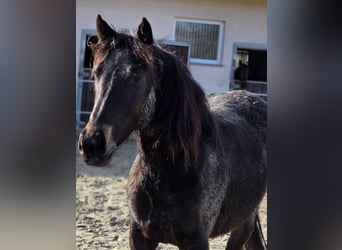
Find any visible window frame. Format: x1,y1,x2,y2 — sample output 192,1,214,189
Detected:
229,42,267,98
173,18,225,65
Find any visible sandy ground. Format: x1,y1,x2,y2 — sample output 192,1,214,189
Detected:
76,138,267,250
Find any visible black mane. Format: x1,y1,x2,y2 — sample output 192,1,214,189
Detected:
145,47,217,167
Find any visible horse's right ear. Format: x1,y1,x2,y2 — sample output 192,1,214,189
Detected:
96,14,116,40
137,17,154,45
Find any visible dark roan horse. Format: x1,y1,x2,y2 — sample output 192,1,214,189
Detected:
78,15,267,250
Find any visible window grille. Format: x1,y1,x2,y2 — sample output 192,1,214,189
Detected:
174,18,224,65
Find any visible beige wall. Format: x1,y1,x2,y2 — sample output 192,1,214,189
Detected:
76,0,266,93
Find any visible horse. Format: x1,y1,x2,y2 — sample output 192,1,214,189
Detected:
234,60,249,89
78,15,267,250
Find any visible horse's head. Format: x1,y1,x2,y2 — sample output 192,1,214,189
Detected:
78,15,156,166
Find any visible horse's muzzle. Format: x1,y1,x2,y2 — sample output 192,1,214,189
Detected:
78,129,107,166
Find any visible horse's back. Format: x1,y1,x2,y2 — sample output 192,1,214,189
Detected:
208,90,266,157
208,90,266,135
204,90,267,237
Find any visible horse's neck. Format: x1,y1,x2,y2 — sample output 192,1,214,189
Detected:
135,130,192,196
136,129,185,171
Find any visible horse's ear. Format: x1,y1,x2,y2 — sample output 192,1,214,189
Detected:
96,14,116,40
137,17,154,45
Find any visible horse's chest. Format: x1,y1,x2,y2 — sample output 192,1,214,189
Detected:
128,186,177,241
127,158,198,242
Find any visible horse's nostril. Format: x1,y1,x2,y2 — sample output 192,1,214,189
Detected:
82,137,96,158
79,130,106,162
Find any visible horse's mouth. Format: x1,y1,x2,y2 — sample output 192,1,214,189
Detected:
82,145,117,167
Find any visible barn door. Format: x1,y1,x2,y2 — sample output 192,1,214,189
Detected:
160,41,190,65
76,30,96,130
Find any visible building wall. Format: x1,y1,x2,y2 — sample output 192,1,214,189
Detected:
76,0,266,93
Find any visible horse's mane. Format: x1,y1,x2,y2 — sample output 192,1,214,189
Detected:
147,47,217,168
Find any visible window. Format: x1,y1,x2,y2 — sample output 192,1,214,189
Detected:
235,49,267,82
174,18,224,65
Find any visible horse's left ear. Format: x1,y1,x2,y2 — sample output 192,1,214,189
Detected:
137,17,154,45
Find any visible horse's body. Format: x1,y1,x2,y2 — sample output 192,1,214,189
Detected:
127,91,266,249
79,15,267,250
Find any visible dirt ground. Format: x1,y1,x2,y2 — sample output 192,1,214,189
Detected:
76,138,267,250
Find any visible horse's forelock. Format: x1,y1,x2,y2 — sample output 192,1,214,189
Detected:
132,36,154,64
92,31,154,70
92,40,112,71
